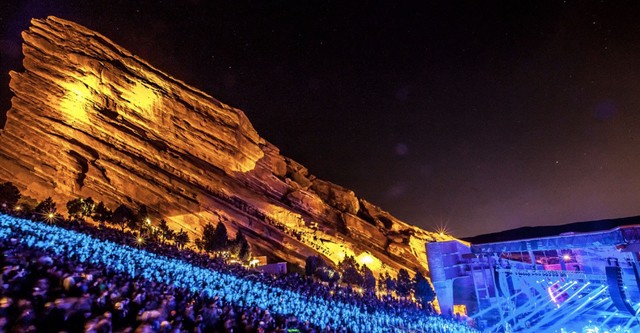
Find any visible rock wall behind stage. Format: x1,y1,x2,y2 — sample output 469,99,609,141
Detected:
0,16,455,275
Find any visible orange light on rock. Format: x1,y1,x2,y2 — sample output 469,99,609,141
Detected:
59,75,99,123
123,81,157,112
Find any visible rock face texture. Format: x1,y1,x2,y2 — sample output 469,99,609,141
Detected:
0,16,453,275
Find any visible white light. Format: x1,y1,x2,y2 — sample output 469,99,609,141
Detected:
359,253,374,265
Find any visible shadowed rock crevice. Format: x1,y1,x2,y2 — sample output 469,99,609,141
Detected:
68,150,89,188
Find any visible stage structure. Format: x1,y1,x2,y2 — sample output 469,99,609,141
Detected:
427,226,640,332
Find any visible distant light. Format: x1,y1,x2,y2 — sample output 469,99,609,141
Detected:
15,206,21,211
563,254,571,261
359,253,374,265
48,213,55,219
145,218,151,225
439,232,445,237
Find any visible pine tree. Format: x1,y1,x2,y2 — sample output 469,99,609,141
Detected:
129,204,149,231
34,197,57,215
111,204,134,232
230,230,250,261
175,229,189,249
158,219,171,244
362,265,376,294
413,271,436,306
339,256,363,286
34,197,58,222
238,238,250,262
197,222,217,253
396,268,413,298
384,272,396,296
212,222,228,252
93,202,112,223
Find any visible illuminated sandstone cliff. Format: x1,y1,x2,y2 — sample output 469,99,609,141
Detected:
0,16,454,275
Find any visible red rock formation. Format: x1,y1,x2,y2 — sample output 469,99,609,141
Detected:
0,16,454,276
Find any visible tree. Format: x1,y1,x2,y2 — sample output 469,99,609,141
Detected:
238,238,250,261
34,197,56,215
67,198,84,219
362,265,376,294
378,273,387,294
384,272,396,296
305,255,326,277
339,256,363,286
396,268,413,298
129,204,149,231
158,219,171,244
174,229,189,249
212,222,228,252
0,182,20,212
93,202,112,223
34,197,59,223
66,197,95,221
111,204,134,232
196,222,217,253
413,271,436,307
316,266,340,286
230,230,250,261
165,228,176,243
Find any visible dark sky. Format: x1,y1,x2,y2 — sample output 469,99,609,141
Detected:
2,1,640,237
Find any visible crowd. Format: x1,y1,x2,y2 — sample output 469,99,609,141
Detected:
0,213,478,332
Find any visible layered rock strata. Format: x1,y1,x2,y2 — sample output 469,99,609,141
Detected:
0,16,454,275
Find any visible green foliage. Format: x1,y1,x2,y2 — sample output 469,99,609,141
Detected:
83,197,95,216
413,271,436,306
0,182,21,210
66,198,84,218
66,197,96,220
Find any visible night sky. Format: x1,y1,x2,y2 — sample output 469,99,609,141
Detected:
2,1,640,237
